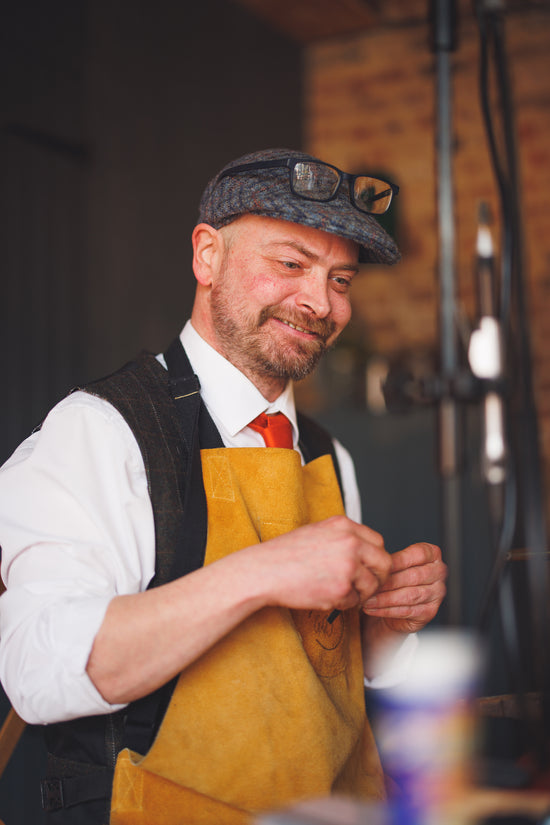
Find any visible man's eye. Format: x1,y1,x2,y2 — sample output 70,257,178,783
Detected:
332,276,351,288
282,261,300,270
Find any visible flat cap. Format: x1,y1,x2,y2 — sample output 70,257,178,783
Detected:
198,148,400,265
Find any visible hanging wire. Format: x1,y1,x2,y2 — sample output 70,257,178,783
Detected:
475,3,513,329
474,0,550,772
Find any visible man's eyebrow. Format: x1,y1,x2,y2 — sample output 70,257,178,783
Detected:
265,240,359,270
265,240,318,260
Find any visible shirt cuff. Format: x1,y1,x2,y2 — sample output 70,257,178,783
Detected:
364,633,419,690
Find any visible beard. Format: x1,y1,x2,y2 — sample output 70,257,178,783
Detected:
210,287,337,383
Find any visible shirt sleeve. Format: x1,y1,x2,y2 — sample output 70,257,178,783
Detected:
332,438,362,522
364,633,419,689
332,436,418,689
0,392,156,724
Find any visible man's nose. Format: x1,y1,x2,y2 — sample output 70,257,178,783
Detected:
296,275,331,317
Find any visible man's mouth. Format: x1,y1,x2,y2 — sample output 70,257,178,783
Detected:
258,306,336,345
278,318,317,336
261,310,335,343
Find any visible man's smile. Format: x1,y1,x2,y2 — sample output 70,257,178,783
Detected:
277,318,319,337
261,308,336,344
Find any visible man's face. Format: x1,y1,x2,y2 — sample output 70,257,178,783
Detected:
208,215,359,394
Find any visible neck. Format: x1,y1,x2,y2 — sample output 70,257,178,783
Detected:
246,373,288,404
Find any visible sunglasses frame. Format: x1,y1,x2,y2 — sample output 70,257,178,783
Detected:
217,157,399,216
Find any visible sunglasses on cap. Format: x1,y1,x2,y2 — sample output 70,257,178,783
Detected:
217,157,399,216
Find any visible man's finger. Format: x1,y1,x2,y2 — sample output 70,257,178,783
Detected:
362,579,447,610
375,559,447,593
389,542,442,573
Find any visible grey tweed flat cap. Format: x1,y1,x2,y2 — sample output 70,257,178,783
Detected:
198,148,401,265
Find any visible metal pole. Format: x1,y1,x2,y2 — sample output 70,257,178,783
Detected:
431,0,462,625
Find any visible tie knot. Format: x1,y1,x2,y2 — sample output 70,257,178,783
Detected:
248,412,294,449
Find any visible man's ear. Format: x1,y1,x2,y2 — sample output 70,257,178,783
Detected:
192,223,223,286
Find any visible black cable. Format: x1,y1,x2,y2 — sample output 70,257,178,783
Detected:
478,466,516,634
494,5,550,766
476,4,513,328
474,0,550,770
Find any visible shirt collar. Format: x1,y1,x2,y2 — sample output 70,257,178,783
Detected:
179,321,299,444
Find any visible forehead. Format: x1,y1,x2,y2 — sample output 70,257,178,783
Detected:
223,215,359,262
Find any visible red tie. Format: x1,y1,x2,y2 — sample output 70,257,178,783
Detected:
248,412,294,449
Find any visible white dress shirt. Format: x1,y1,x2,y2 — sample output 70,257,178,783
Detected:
0,321,414,725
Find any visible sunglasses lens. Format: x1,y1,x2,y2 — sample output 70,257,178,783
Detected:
292,162,340,200
354,177,393,214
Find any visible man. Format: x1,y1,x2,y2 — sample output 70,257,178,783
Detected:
0,148,447,824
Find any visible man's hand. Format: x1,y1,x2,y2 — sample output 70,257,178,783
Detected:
88,514,392,706
254,515,393,614
361,542,447,635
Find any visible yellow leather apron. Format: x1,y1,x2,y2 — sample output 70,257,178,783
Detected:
110,448,385,824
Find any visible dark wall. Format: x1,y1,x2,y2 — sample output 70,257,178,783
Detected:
0,2,302,821
85,0,304,378
0,0,303,465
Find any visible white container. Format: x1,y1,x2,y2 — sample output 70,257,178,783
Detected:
373,628,482,825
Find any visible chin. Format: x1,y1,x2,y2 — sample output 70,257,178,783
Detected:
263,349,326,382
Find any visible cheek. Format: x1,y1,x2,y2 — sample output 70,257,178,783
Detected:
331,297,352,334
222,269,272,312
233,255,272,294
250,274,292,307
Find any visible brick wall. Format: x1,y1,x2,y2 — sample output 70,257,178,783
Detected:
303,4,550,518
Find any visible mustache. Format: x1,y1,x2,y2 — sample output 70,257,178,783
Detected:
258,307,336,343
